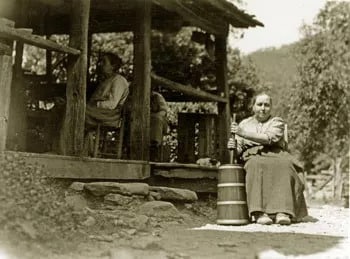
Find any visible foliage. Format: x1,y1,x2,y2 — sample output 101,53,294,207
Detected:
246,43,299,117
91,32,134,82
287,1,350,171
228,48,260,122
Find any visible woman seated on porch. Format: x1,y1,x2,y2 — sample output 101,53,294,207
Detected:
150,90,168,161
84,52,129,156
228,92,308,225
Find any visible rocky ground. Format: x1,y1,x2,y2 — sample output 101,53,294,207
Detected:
0,153,349,259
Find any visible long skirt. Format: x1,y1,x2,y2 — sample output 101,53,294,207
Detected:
85,104,122,127
244,151,308,221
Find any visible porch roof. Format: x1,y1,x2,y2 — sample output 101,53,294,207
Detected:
1,0,263,35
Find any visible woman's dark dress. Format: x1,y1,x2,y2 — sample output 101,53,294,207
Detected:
237,116,308,220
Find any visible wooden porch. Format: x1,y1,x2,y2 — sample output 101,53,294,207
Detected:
6,150,219,193
0,0,262,180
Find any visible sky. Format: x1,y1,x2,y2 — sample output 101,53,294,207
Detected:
231,0,328,54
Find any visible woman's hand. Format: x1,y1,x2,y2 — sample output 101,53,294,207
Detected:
230,122,243,136
227,137,236,149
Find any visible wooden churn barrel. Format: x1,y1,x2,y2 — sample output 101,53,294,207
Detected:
217,164,249,225
217,113,249,225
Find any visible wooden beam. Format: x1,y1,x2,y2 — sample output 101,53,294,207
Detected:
154,169,217,179
0,42,13,151
149,175,217,193
60,0,90,156
215,34,230,164
152,0,226,36
0,24,80,55
151,162,218,171
5,151,150,180
130,0,152,161
199,0,262,28
151,73,227,103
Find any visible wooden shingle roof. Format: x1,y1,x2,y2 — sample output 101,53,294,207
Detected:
1,0,263,35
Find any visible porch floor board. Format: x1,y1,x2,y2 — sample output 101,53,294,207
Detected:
4,151,150,180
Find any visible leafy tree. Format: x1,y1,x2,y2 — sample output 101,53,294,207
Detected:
287,2,350,176
246,43,299,117
228,48,260,122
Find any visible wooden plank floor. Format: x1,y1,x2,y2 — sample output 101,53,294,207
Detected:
150,162,219,193
151,162,218,179
3,152,219,192
5,151,150,180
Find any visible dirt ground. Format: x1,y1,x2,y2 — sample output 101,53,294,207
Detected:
0,199,349,259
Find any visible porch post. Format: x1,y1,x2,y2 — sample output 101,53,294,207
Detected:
215,30,230,164
131,0,151,161
7,41,26,151
0,28,13,151
7,0,27,151
60,0,90,155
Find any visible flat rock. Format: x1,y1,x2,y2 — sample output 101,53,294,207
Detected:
150,191,161,200
69,182,85,191
149,186,198,202
138,201,181,218
104,193,133,206
84,182,149,197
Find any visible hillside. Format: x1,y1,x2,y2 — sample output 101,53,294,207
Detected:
245,42,299,117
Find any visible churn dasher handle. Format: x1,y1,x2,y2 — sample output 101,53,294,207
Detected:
229,113,238,164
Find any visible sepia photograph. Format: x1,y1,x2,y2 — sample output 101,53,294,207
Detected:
0,0,349,258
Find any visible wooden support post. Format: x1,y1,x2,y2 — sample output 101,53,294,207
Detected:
215,32,230,164
198,115,215,158
0,40,13,151
177,113,196,163
6,1,27,151
333,157,343,200
131,0,151,161
7,41,27,151
60,0,90,156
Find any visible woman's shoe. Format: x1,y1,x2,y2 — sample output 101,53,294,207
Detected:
275,213,291,225
256,213,273,225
